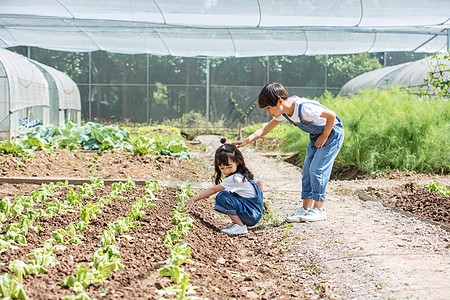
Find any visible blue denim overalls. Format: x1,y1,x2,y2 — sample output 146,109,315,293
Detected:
213,176,263,226
283,100,344,202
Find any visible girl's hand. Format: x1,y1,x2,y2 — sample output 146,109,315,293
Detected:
182,198,196,211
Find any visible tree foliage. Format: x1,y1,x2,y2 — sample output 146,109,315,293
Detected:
421,52,450,98
315,54,382,88
9,47,390,125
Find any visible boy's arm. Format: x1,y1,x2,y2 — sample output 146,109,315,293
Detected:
234,119,280,148
182,184,225,210
315,109,336,148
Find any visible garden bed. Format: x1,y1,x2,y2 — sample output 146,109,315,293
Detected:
0,180,302,299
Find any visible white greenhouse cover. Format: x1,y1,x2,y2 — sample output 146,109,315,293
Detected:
0,48,49,112
1,0,449,57
339,54,450,96
31,60,81,111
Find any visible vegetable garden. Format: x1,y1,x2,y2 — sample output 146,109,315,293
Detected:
0,87,449,299
0,176,305,299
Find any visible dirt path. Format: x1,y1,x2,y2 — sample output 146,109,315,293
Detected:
197,135,450,300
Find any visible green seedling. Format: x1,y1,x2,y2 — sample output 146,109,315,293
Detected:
100,229,116,247
9,260,29,284
425,181,450,196
0,273,28,299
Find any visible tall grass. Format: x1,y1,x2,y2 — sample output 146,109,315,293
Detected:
271,87,449,174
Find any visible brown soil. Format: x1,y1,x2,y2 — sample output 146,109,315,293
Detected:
0,185,301,299
1,135,449,299
364,181,450,228
0,148,209,182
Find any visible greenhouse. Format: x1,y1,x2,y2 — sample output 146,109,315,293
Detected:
1,1,449,128
1,0,449,56
339,53,450,96
0,48,49,140
29,60,81,127
0,49,81,140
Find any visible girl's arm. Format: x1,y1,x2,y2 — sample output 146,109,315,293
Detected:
182,184,225,210
256,180,263,192
234,119,280,148
315,109,336,148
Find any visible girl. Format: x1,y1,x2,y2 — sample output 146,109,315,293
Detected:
234,82,344,222
183,138,263,235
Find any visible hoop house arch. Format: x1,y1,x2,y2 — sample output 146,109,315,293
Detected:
0,48,49,140
29,60,81,127
339,54,450,96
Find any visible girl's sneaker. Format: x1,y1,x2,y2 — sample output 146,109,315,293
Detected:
221,223,248,235
285,207,308,222
300,207,327,222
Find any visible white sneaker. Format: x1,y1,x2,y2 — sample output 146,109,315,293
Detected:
285,207,308,222
300,207,327,222
221,223,235,231
221,223,248,235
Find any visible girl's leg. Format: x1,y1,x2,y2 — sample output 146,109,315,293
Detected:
228,214,244,226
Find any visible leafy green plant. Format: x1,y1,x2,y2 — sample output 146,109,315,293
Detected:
108,216,139,234
25,241,65,274
425,181,450,196
80,202,102,222
9,260,29,285
62,245,123,299
100,229,116,247
157,243,198,299
0,273,28,299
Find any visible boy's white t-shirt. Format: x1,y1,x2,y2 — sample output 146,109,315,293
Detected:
219,173,258,198
273,96,338,125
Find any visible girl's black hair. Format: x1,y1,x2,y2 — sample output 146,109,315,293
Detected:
258,82,289,108
213,138,254,185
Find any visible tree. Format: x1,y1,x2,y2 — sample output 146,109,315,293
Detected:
315,54,382,88
421,52,450,98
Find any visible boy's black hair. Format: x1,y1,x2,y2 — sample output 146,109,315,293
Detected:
258,82,289,108
213,139,254,185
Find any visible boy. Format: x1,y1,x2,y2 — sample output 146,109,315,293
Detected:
233,83,344,222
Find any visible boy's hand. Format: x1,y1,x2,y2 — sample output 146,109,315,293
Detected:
182,198,195,211
315,135,328,148
232,140,248,148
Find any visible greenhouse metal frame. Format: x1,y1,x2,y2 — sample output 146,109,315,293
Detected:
1,1,449,131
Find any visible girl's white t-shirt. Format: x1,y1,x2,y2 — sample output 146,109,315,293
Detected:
219,173,258,198
273,96,338,125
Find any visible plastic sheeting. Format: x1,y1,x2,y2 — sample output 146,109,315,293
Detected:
0,48,49,112
31,61,81,111
0,48,49,139
339,54,450,96
1,0,449,56
30,60,81,126
0,49,81,139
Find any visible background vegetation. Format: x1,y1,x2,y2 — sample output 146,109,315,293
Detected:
272,87,449,175
10,47,423,127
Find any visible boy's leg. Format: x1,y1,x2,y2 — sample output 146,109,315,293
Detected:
301,143,316,206
309,136,343,203
286,144,316,222
302,198,314,210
